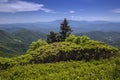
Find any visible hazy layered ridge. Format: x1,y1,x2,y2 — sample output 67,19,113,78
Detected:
0,20,120,34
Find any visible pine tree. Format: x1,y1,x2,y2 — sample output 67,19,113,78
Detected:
46,18,72,43
59,18,72,41
47,31,58,43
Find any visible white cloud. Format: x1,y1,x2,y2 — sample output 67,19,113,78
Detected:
0,0,53,13
41,8,54,13
69,10,76,14
111,8,120,14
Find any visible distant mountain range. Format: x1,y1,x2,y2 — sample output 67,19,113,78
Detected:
0,20,120,34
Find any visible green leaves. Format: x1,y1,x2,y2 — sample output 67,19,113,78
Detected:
65,34,91,44
65,34,76,42
28,39,48,51
0,60,120,80
27,41,119,63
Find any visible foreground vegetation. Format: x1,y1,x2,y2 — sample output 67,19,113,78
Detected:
0,58,120,80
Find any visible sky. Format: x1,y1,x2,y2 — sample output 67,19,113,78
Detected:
0,0,120,24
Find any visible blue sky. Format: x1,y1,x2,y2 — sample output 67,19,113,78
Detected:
0,0,120,24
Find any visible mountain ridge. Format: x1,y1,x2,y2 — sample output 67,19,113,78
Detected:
0,20,120,34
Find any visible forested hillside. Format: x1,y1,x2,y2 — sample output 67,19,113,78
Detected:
12,29,42,46
0,29,42,57
0,30,26,57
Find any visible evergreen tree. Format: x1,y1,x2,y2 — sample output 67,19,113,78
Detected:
47,31,58,43
59,18,72,41
47,18,72,43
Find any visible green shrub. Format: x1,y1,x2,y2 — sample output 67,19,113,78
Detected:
29,42,119,63
65,34,76,42
66,35,91,44
28,39,48,51
0,60,120,80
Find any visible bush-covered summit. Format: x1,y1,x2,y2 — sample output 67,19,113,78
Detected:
0,35,119,71
27,35,119,64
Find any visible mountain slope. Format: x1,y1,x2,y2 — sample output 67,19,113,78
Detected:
0,30,26,57
0,30,16,43
0,29,43,57
12,29,42,45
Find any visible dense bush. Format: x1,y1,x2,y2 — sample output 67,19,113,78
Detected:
0,59,120,80
28,39,48,51
0,57,14,70
29,42,119,63
27,35,119,63
65,34,102,45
